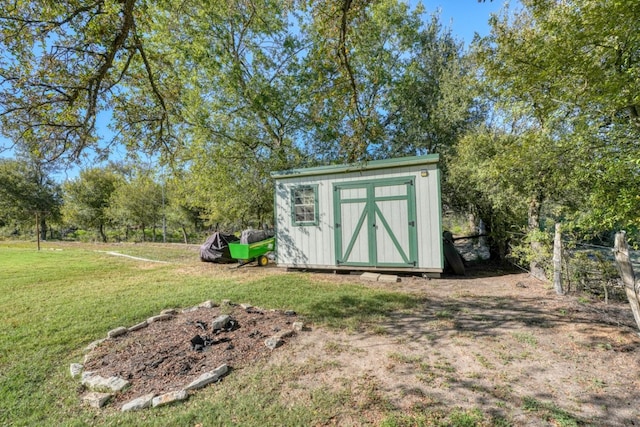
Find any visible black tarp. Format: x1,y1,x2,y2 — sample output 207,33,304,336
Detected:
239,229,274,244
199,232,239,263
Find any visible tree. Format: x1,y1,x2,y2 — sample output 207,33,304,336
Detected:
300,0,476,162
0,0,179,163
451,0,640,272
153,0,309,226
475,0,640,236
61,167,119,242
0,157,61,240
107,170,162,241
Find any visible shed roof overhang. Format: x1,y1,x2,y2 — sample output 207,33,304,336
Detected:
270,154,439,179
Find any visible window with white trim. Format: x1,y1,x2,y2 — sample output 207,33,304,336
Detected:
291,185,318,226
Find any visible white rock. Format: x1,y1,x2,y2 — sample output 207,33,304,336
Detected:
360,272,381,282
82,374,130,392
121,393,155,412
83,392,112,408
70,363,83,378
107,327,128,338
152,390,188,407
292,322,305,332
184,364,228,391
265,336,283,350
147,314,172,323
161,308,178,315
198,300,217,309
128,320,148,331
104,376,130,392
211,314,231,330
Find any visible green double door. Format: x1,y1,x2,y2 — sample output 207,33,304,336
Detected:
334,177,418,268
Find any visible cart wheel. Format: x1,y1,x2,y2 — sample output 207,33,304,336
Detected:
257,255,268,267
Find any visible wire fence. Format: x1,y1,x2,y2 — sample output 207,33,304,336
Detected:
454,230,639,304
511,234,639,303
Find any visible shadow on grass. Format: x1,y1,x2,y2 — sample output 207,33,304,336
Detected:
371,290,639,426
303,293,423,329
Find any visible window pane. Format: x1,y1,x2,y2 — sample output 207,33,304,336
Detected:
293,186,317,224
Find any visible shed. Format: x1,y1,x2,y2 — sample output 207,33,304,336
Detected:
271,154,443,275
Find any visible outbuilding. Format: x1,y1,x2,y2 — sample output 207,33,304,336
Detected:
271,154,443,275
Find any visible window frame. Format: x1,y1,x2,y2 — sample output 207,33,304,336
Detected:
290,184,319,226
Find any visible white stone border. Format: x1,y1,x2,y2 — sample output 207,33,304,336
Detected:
73,301,306,411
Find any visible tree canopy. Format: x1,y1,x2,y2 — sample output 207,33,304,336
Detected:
3,0,637,253
449,0,640,250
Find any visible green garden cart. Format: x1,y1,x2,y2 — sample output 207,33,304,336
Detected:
228,237,275,267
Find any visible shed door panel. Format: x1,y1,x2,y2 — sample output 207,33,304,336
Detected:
339,201,369,264
334,178,417,267
375,199,410,265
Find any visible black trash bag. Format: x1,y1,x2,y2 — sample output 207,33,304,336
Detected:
239,228,275,244
199,232,239,263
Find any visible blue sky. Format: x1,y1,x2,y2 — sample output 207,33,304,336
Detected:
417,0,509,46
1,0,512,180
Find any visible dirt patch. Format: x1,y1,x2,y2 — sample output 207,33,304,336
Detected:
83,305,300,408
269,270,640,426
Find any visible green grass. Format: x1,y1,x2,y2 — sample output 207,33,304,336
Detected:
0,242,423,426
521,397,581,426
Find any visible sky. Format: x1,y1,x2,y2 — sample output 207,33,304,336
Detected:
418,0,510,46
0,0,513,182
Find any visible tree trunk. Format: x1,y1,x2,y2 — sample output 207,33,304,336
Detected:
99,224,107,243
552,223,563,294
39,214,47,242
181,226,188,244
613,231,640,331
484,215,507,261
528,195,546,280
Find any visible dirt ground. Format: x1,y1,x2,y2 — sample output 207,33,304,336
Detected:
83,264,640,425
83,304,301,407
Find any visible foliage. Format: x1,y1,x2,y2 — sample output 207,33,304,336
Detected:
472,0,640,234
0,156,61,237
507,229,553,276
61,167,119,242
107,169,163,241
562,245,625,302
0,0,177,163
300,0,477,161
446,0,640,261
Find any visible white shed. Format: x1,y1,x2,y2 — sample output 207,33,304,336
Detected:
271,154,443,275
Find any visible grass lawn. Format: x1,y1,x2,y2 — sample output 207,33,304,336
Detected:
0,241,423,426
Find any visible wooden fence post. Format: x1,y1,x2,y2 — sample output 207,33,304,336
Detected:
552,223,563,295
613,231,640,332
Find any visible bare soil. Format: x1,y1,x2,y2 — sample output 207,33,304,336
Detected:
83,264,640,425
83,305,301,407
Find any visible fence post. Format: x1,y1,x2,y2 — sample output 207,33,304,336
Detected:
613,231,640,332
552,223,563,295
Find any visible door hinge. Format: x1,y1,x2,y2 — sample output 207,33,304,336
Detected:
409,220,415,227
335,223,341,228
405,180,414,186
